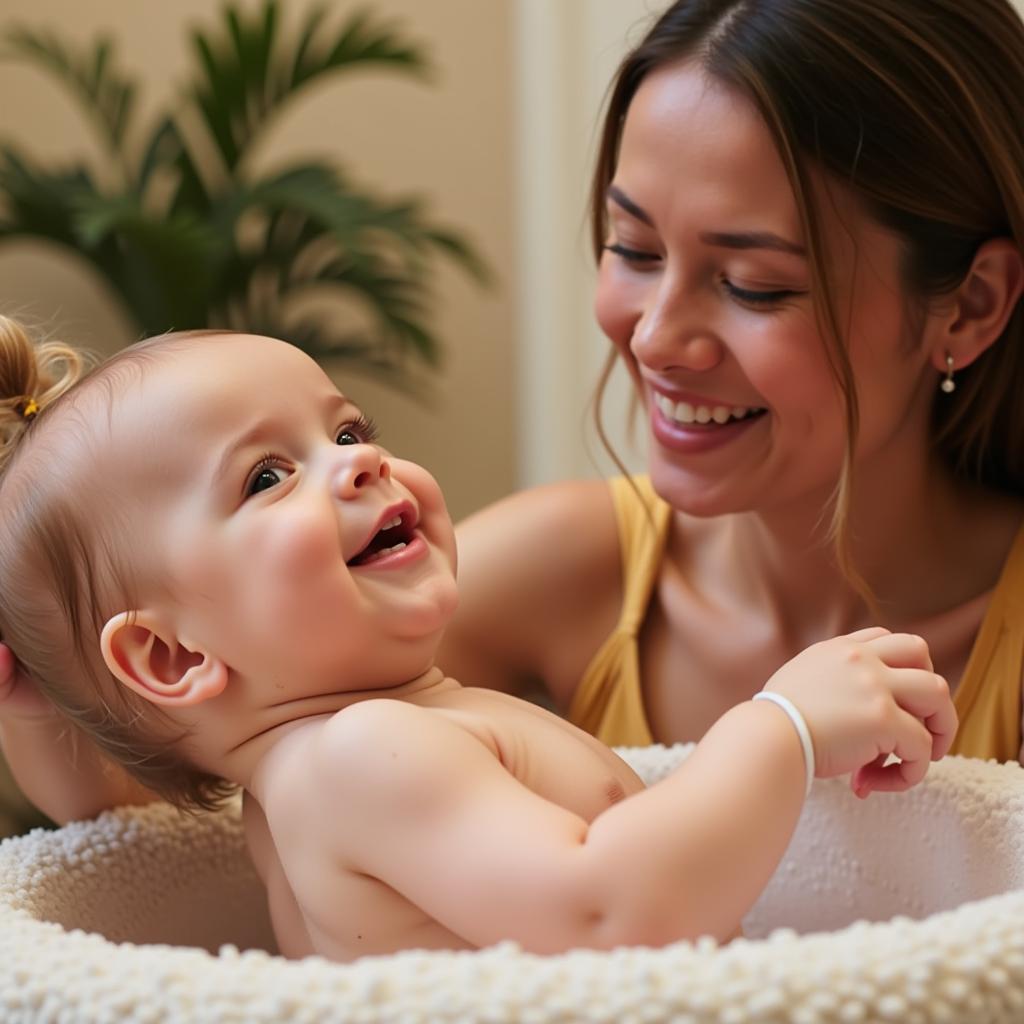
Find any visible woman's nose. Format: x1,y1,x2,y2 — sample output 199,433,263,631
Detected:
630,279,724,373
332,445,391,498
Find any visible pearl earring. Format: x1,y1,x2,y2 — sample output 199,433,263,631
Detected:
940,352,956,394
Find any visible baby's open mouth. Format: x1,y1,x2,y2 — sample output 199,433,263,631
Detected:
348,513,416,566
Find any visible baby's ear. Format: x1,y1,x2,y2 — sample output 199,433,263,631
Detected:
101,612,227,707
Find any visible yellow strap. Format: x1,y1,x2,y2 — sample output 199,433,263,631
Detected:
949,522,1024,761
567,476,669,746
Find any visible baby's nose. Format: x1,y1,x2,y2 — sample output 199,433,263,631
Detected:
332,446,391,498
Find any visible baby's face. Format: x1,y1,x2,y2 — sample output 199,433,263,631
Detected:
99,334,459,697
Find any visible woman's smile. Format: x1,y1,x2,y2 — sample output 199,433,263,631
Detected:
648,387,769,455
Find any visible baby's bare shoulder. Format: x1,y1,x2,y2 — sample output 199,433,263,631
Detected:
312,699,499,804
319,699,440,760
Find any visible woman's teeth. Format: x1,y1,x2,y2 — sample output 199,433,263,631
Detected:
654,393,762,425
380,515,403,531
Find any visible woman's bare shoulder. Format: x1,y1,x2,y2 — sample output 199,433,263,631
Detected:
440,479,623,705
457,478,620,571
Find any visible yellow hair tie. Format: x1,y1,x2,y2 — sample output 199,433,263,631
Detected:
19,398,39,422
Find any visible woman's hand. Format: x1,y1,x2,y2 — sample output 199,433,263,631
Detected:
0,644,55,721
0,642,159,821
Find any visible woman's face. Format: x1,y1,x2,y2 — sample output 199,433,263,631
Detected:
594,61,938,519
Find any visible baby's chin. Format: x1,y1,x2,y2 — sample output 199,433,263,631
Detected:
392,576,460,639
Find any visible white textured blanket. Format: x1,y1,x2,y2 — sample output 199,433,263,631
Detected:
2,746,1023,1023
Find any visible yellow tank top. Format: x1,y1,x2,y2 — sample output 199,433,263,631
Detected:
568,475,1024,762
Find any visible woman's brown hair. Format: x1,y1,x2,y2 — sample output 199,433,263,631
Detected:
591,0,1024,586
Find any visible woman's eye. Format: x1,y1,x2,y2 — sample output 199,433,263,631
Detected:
724,281,802,306
246,464,289,497
604,242,661,266
336,414,380,447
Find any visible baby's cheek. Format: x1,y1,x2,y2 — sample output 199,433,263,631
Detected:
257,514,340,580
249,521,347,639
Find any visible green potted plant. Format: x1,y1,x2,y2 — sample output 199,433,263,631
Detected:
0,2,487,386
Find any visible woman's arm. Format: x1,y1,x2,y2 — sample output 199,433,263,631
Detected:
0,646,156,823
440,479,623,709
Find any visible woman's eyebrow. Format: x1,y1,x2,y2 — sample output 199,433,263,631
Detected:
698,230,806,256
607,184,652,225
608,184,805,257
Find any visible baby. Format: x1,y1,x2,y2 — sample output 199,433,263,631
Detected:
0,318,955,960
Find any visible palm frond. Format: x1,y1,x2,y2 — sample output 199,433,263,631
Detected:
207,163,490,367
293,6,428,86
0,146,96,245
72,195,224,332
228,164,485,279
209,218,441,371
422,228,492,285
135,116,212,215
1,27,135,159
0,5,486,380
290,256,441,366
187,2,429,174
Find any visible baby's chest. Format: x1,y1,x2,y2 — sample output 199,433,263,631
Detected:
476,702,644,822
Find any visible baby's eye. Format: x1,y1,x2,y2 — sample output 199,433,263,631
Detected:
246,462,290,497
336,414,380,446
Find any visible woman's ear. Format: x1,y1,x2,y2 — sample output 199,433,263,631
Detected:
929,237,1024,374
100,612,227,707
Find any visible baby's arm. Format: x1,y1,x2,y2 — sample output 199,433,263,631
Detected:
318,699,803,950
0,645,155,822
316,633,952,952
327,699,807,950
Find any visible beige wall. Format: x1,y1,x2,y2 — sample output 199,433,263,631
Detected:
0,0,516,522
514,0,656,488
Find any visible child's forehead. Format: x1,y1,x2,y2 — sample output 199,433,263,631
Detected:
92,336,348,457
173,333,326,377
142,335,343,407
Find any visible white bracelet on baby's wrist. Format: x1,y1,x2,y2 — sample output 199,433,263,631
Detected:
752,691,815,798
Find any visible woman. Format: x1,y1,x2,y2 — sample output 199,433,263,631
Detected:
438,0,1024,758
0,0,1022,825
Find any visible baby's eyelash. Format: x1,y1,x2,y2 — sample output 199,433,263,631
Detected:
251,451,283,474
242,452,291,499
341,413,380,444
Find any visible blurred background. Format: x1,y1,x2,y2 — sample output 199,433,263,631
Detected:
0,0,658,531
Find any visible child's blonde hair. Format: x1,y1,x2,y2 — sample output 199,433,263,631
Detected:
0,317,235,811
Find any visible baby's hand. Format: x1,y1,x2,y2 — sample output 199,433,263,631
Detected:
761,627,956,798
0,644,55,722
